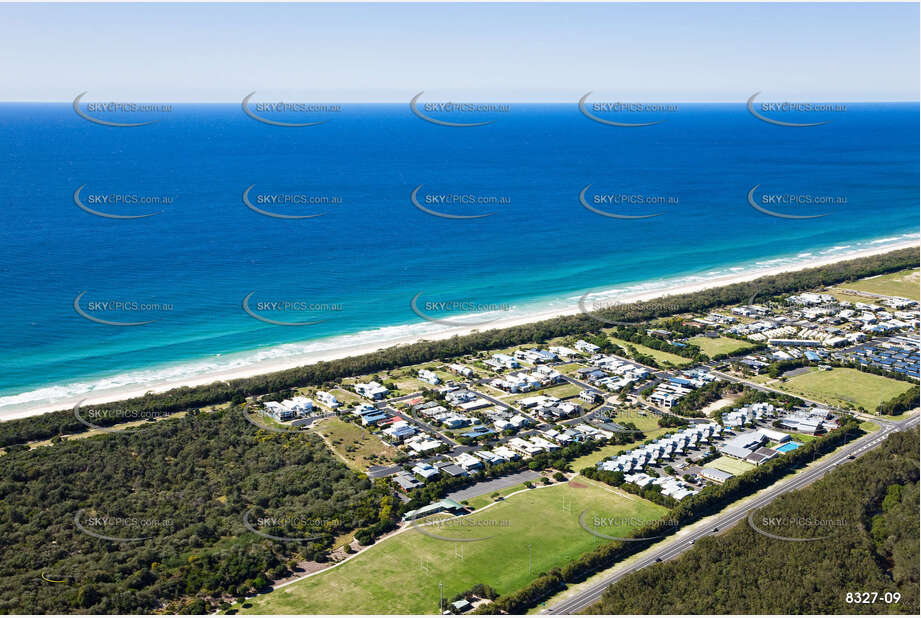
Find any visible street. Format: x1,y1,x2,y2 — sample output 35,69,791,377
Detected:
542,413,919,614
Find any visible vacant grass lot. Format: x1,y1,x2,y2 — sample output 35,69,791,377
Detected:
390,376,431,394
878,409,921,422
237,481,667,615
833,268,920,300
774,368,914,412
708,456,756,476
607,336,694,368
313,418,399,471
509,382,582,404
555,362,589,374
688,336,755,358
827,290,875,305
609,410,662,432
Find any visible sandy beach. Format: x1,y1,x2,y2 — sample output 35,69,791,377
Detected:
2,239,917,422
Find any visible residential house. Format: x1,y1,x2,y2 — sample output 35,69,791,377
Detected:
315,391,340,409
454,452,484,471
355,381,389,400
575,340,601,354
418,369,441,385
448,363,474,378
412,462,441,480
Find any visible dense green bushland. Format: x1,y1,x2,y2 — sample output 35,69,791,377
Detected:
586,428,919,615
0,407,390,614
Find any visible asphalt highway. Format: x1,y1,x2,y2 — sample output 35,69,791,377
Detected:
543,414,919,615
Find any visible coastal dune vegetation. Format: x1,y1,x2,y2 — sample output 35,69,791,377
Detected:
1,247,916,449
0,249,916,614
0,408,392,614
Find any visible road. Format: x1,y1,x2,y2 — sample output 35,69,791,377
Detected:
542,413,919,615
382,403,460,447
467,385,546,428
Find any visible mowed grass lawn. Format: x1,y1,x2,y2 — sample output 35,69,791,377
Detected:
775,368,915,412
833,268,920,300
238,481,667,615
708,456,755,476
608,336,693,368
688,336,755,358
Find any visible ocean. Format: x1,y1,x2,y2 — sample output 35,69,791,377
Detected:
0,101,917,413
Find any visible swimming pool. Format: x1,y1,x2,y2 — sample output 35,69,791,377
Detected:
775,441,802,453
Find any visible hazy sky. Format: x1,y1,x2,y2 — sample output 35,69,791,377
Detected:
0,2,918,101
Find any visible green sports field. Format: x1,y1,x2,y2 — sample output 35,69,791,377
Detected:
775,367,914,412
235,480,668,614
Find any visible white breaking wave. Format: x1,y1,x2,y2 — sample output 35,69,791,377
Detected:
1,233,916,415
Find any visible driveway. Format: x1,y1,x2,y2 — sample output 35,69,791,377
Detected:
367,464,403,479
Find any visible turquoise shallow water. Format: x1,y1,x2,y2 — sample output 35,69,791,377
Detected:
0,102,917,411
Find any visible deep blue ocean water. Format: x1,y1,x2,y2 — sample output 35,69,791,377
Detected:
0,102,917,411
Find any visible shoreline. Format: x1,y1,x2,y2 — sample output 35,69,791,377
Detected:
2,239,917,422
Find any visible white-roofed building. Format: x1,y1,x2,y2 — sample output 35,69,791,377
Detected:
455,452,484,471
412,462,441,480
493,446,520,461
418,369,441,385
355,381,389,400
316,391,340,408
